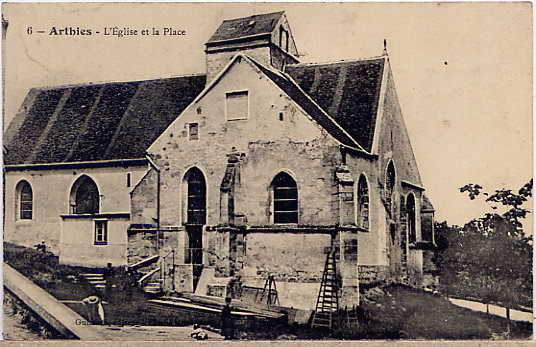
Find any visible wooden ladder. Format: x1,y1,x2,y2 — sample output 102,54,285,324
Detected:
256,274,280,306
345,306,359,328
311,250,339,330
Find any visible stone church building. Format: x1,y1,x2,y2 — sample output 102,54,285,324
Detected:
4,11,434,309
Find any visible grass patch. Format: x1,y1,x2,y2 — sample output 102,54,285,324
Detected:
3,242,202,326
237,285,532,340
338,285,532,340
4,243,531,339
4,242,95,300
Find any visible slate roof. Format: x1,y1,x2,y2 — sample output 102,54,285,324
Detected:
6,54,386,166
207,11,284,43
4,75,206,165
247,57,363,149
285,58,385,152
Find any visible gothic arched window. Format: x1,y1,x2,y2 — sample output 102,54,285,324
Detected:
185,167,207,225
279,26,289,51
70,176,99,214
272,172,298,224
407,193,416,243
16,180,33,220
357,174,369,230
385,161,396,215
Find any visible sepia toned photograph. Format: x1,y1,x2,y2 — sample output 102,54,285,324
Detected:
2,2,532,341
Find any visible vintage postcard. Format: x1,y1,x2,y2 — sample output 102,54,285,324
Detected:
2,2,532,341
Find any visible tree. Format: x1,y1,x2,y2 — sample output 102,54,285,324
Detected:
435,180,533,326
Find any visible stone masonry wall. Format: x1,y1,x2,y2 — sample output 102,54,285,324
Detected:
127,231,158,266
147,56,343,228
130,168,158,227
206,45,271,83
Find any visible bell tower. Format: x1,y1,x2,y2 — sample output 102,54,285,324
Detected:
205,11,300,82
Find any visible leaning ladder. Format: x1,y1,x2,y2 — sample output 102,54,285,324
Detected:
344,306,359,328
256,274,280,306
311,250,339,330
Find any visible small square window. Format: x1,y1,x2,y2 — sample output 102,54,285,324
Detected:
226,91,249,120
94,220,108,245
188,123,199,140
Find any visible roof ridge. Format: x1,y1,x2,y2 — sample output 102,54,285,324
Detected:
221,11,285,23
32,73,206,91
287,55,385,68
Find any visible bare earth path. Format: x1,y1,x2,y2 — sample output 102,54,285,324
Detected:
96,325,223,341
3,298,46,340
449,298,533,323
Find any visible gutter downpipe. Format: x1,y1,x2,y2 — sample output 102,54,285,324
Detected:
146,154,161,251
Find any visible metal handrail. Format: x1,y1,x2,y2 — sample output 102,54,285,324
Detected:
161,249,175,292
138,267,161,287
162,249,175,260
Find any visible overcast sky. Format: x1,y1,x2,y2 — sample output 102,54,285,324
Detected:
3,3,532,230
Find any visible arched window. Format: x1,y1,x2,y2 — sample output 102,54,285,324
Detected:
15,180,33,220
272,172,298,224
357,174,369,230
385,161,396,215
185,167,206,225
407,193,416,243
279,26,289,51
400,195,408,263
70,176,99,214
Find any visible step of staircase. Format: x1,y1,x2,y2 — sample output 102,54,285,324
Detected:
143,281,163,294
80,276,104,280
79,273,107,291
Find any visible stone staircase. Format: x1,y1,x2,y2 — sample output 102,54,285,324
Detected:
79,264,164,296
137,267,163,295
128,255,164,295
79,273,106,291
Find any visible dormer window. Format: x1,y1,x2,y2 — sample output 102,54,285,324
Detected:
226,91,249,120
279,26,289,52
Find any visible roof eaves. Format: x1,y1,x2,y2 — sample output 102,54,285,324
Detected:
5,158,148,171
401,180,425,191
206,32,272,46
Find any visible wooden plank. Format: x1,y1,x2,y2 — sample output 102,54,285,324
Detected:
174,294,285,319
